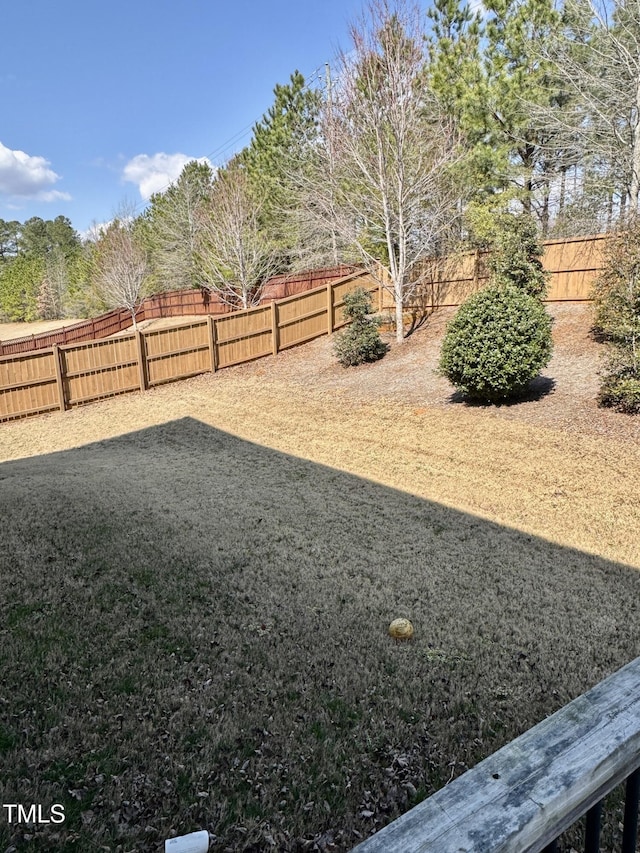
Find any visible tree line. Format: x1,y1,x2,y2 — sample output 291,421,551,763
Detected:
2,0,639,341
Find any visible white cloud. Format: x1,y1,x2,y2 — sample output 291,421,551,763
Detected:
0,141,70,200
123,152,211,200
80,220,113,243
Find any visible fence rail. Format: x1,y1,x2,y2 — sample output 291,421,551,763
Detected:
0,234,609,356
351,655,640,853
0,271,376,422
0,265,357,357
379,233,608,312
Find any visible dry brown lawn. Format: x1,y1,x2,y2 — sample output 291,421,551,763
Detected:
1,302,639,852
0,318,85,340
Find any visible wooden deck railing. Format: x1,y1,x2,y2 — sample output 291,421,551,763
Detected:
351,656,640,853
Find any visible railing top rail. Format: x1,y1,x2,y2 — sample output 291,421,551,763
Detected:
352,655,640,853
274,269,370,306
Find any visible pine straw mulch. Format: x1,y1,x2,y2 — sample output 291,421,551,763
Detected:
220,301,637,444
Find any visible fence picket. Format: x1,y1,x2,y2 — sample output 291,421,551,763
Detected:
0,272,377,422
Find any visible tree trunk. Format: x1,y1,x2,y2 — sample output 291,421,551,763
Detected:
559,166,567,219
630,76,640,215
394,275,403,344
541,177,551,238
606,190,614,232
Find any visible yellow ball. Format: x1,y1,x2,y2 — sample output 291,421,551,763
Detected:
388,618,414,640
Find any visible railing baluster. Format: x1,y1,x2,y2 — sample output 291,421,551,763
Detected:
622,766,640,853
584,800,602,853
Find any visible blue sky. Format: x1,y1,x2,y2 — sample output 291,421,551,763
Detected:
1,0,366,235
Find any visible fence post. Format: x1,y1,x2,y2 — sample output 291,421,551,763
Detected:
327,281,333,335
271,301,279,356
135,330,147,391
208,315,218,372
52,345,67,412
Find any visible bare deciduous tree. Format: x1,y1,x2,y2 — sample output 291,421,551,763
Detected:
93,217,149,328
534,0,640,221
196,163,280,309
295,0,461,342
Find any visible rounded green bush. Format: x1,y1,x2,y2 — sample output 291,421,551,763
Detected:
439,284,553,403
334,287,387,367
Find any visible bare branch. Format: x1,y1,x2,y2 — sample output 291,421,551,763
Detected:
293,0,462,342
196,164,280,309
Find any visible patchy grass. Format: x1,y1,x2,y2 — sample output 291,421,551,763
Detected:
1,414,640,852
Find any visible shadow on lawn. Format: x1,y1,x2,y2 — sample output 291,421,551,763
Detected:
0,416,638,853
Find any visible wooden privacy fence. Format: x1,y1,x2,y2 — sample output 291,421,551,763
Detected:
351,655,640,853
379,233,608,312
0,265,356,357
0,271,376,422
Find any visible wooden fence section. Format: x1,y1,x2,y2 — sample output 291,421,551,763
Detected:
0,271,377,422
351,655,640,853
261,264,357,301
0,309,137,357
380,233,609,312
0,265,357,357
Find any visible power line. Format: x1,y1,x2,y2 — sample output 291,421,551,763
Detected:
125,61,330,216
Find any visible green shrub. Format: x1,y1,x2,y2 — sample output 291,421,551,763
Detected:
591,223,640,413
593,234,640,340
592,226,640,343
598,374,640,414
439,284,553,403
334,287,387,367
597,350,640,414
488,213,549,299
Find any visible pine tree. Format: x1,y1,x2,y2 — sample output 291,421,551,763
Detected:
143,160,214,291
241,71,320,261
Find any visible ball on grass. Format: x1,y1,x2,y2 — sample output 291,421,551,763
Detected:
388,618,414,640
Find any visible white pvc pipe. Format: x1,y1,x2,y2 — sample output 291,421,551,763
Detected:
164,829,210,853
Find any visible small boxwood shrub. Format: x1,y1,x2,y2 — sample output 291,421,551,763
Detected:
439,283,553,403
334,287,387,367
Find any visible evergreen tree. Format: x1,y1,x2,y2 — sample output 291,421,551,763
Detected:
241,71,320,260
483,0,561,221
427,0,496,224
19,215,79,260
0,219,20,262
0,254,44,321
487,212,549,298
143,160,214,291
334,287,387,366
